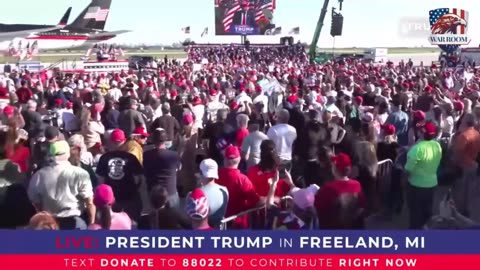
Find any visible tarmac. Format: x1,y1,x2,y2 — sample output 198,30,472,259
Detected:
385,53,439,65
0,53,439,73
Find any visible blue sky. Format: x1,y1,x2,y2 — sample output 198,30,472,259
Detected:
4,0,480,47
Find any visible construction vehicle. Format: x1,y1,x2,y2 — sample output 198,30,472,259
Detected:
438,51,459,67
309,0,344,63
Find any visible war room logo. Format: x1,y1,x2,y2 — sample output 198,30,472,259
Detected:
428,8,471,53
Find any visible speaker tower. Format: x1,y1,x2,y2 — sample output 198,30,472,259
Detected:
330,10,344,36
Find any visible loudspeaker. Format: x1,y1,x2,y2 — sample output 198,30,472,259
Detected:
331,14,344,36
287,37,293,45
280,37,294,45
245,40,250,50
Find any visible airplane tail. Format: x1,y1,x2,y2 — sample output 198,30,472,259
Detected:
58,7,72,27
69,0,112,30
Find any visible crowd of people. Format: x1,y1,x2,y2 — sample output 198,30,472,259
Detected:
0,43,479,230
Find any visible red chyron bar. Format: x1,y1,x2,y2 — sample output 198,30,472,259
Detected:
1,255,480,270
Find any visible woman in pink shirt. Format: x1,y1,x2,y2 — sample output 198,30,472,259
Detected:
89,184,132,230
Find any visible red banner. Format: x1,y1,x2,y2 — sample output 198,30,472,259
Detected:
1,255,479,270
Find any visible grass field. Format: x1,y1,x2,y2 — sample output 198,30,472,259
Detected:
0,47,439,63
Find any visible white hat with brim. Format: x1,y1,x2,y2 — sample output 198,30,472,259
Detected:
200,159,219,179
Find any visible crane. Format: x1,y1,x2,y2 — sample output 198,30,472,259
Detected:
309,0,344,62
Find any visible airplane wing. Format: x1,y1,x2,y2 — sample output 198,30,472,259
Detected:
0,7,71,40
0,27,62,39
87,30,131,38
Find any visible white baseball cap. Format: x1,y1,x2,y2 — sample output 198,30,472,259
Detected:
199,159,219,179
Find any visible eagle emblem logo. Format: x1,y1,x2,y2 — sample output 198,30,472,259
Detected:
429,8,470,53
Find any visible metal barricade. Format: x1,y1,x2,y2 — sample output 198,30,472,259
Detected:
219,206,265,230
376,159,393,210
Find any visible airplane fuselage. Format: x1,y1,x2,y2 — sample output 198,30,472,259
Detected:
0,28,117,53
0,0,125,57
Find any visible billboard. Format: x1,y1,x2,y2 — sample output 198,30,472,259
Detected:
214,0,276,36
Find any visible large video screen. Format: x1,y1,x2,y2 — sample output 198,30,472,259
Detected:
214,0,276,35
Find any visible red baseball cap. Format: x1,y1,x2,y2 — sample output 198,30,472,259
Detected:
423,122,437,136
413,110,426,122
331,153,352,171
93,184,115,207
382,124,396,136
230,101,239,110
354,96,363,104
65,101,73,109
425,85,434,92
191,96,201,105
3,105,14,116
183,113,194,125
224,145,240,159
133,126,150,137
110,129,126,143
209,89,217,96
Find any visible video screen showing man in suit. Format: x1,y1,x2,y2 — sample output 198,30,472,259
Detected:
214,0,276,35
232,1,256,27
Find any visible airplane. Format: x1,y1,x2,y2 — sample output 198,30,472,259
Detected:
0,0,130,55
0,7,72,40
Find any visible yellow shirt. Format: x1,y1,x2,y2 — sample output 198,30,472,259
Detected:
119,140,143,164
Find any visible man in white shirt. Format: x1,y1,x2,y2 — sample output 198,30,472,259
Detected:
267,109,297,169
445,72,454,89
107,81,122,102
58,101,79,133
253,88,268,114
234,88,253,113
241,122,268,168
28,141,95,229
205,89,228,123
191,96,205,131
324,95,344,121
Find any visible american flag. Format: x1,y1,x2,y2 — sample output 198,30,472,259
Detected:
429,8,468,34
182,26,191,34
84,7,109,22
272,26,282,35
289,27,300,35
255,0,276,24
222,0,241,32
201,27,209,37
